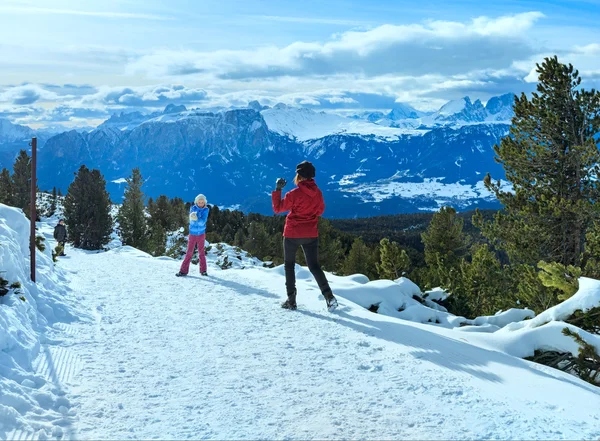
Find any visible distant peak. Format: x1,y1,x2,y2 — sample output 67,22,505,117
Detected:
163,104,187,114
248,100,267,112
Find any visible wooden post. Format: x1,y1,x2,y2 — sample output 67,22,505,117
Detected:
30,137,37,282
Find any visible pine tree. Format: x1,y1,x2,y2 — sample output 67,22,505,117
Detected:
117,168,148,250
451,244,516,317
170,197,189,234
234,228,246,248
581,221,600,278
63,165,113,250
146,219,167,257
0,168,13,206
317,218,344,273
148,195,175,231
49,186,57,216
377,238,410,280
244,222,270,260
421,206,466,287
342,237,372,278
11,150,31,212
57,188,63,197
482,56,600,267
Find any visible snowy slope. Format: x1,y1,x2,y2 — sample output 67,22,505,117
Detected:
3,212,600,439
0,204,81,439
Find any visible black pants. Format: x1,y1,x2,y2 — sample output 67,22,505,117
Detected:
284,237,332,299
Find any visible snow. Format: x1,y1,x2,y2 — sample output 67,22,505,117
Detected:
260,106,427,141
520,277,600,328
2,209,600,439
437,97,468,116
340,177,486,202
339,177,513,207
0,204,79,437
0,118,36,144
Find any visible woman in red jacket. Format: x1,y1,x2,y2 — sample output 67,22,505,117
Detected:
272,161,338,312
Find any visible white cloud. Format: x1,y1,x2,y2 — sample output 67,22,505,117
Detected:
80,85,208,107
126,12,544,80
0,84,61,105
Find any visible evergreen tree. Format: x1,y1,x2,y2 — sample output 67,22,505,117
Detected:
117,168,148,250
63,165,113,250
377,238,410,280
317,218,344,273
0,168,13,206
421,206,466,287
148,195,175,231
342,237,372,278
537,261,581,301
49,186,57,216
170,197,189,234
57,188,63,197
482,56,600,266
244,222,270,260
449,244,515,317
581,221,600,278
234,228,246,248
146,219,167,257
11,150,31,212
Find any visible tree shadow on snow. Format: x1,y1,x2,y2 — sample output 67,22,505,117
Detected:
297,308,600,395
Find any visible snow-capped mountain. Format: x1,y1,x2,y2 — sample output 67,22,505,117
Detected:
0,118,53,169
37,101,510,216
261,104,425,141
485,93,517,121
430,96,488,123
387,102,426,120
0,118,36,144
98,104,190,131
350,94,514,130
0,93,517,215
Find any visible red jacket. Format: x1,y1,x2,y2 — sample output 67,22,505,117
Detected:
272,179,325,238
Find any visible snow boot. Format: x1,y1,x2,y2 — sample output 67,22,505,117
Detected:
281,299,297,310
325,293,338,312
201,271,208,276
281,290,297,310
175,272,187,277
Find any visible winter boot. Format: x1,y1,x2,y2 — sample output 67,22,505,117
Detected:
281,299,297,310
201,271,208,276
281,290,297,310
324,292,338,312
175,272,187,277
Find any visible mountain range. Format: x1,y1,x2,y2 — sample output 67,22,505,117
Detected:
0,94,516,217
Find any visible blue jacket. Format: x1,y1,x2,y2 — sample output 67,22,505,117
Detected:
189,205,209,236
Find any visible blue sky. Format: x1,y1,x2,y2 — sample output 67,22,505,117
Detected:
1,0,599,127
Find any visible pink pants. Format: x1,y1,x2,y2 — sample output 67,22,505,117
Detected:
179,234,207,274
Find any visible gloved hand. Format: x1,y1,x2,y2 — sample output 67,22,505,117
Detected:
190,212,198,221
276,178,287,191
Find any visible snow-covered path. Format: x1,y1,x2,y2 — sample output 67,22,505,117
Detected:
29,245,598,440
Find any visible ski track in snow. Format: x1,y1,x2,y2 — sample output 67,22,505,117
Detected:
12,245,600,440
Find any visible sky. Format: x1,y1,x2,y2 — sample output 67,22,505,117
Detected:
1,0,599,128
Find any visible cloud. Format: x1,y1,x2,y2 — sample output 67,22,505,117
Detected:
81,85,209,107
0,84,60,105
126,12,545,80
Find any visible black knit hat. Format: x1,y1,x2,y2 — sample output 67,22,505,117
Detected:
296,161,316,179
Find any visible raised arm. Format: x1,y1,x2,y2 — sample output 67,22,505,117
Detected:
272,189,294,214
